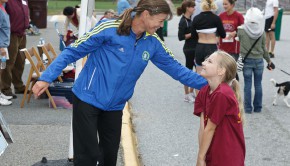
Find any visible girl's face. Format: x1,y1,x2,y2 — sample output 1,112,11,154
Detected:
186,6,195,15
223,0,234,12
144,12,168,35
200,53,222,79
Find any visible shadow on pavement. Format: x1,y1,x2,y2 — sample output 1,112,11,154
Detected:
32,158,73,166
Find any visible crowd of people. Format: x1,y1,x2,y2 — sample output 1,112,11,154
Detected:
0,0,281,165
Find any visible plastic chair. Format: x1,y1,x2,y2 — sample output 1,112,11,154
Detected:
19,47,57,109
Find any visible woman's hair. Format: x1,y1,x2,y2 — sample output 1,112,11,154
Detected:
201,0,217,11
226,0,237,5
117,0,173,36
63,6,74,16
215,50,245,124
176,0,195,16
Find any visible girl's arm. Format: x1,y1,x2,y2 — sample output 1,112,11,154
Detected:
198,112,205,147
196,118,217,166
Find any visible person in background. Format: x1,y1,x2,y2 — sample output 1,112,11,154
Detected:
32,0,207,165
237,7,273,114
218,0,244,80
194,50,245,166
1,0,29,99
63,6,81,42
192,0,223,19
0,0,12,105
191,0,226,95
177,0,197,103
264,0,279,58
117,0,131,15
63,5,97,44
99,9,116,21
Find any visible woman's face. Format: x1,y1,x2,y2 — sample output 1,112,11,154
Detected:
223,0,234,12
200,53,221,79
144,12,168,35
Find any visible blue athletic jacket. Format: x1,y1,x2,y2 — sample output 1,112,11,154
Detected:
39,20,207,111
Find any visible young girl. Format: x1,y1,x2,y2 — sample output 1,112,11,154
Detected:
218,0,244,80
191,0,226,96
194,50,245,166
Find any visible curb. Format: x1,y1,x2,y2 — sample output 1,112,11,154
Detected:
121,102,140,166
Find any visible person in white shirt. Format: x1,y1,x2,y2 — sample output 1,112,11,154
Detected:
264,0,279,58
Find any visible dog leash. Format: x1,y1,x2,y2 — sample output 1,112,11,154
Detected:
277,67,290,76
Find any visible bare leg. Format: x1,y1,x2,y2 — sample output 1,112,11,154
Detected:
265,32,270,52
184,85,189,95
269,31,276,54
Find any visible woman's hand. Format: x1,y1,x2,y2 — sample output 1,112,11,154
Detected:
32,81,50,98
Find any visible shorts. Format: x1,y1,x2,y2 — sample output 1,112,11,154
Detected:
195,43,218,66
265,16,275,32
183,48,195,69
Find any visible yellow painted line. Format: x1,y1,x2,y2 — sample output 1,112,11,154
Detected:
121,102,141,166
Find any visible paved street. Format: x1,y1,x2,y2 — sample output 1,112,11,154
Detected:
0,14,289,166
131,15,290,166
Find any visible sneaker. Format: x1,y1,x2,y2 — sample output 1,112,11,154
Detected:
190,92,196,98
0,92,13,100
184,94,195,103
269,52,275,58
2,91,17,99
0,97,12,106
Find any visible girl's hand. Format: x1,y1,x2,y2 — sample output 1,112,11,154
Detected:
228,31,236,39
196,158,206,166
271,23,276,30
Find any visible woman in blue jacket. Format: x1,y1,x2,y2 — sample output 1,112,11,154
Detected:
32,0,207,165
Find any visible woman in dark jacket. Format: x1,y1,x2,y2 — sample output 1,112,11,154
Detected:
177,0,197,103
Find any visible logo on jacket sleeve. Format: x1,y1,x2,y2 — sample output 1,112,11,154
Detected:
142,51,150,61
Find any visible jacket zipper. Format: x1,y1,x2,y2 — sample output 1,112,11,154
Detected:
87,67,96,90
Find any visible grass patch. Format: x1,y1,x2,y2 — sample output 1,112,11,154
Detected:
48,1,118,15
47,0,181,15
